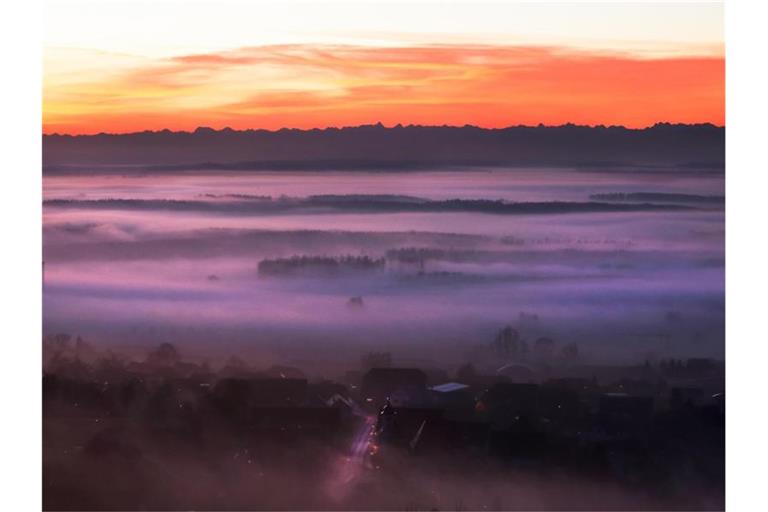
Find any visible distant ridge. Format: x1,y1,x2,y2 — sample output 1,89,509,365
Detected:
44,196,695,215
43,123,724,169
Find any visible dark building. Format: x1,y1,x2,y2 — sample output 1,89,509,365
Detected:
428,382,475,419
495,363,537,384
361,367,427,406
537,382,586,433
598,393,654,435
476,382,539,428
209,377,341,438
212,377,308,417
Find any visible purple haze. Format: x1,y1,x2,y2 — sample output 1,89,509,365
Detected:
42,168,724,371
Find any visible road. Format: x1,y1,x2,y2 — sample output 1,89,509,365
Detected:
324,413,376,502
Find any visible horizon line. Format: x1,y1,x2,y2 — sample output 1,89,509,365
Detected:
43,121,725,137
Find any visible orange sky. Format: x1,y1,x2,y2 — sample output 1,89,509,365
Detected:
43,2,724,134
43,43,724,134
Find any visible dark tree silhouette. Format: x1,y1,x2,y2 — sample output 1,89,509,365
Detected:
146,342,180,367
493,326,521,360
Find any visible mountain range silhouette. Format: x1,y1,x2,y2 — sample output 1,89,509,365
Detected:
43,123,724,170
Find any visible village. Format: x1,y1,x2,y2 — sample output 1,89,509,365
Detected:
42,333,724,509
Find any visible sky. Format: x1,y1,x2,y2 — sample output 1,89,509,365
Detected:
43,1,725,134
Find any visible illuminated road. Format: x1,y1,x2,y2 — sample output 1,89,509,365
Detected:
324,414,376,502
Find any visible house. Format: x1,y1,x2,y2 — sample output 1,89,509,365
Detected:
476,382,539,428
428,382,475,417
537,382,584,431
361,367,427,406
496,363,537,384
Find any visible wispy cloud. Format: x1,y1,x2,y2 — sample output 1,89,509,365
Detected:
44,44,724,134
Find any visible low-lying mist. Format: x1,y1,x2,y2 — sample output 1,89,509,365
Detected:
43,167,725,369
42,166,725,510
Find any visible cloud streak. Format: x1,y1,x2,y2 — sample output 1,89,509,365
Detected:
44,44,724,134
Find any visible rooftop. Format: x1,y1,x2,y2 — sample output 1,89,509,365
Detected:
430,382,470,393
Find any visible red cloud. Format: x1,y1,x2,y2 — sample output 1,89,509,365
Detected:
44,44,724,134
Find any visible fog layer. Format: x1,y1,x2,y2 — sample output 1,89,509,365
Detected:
43,167,724,369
